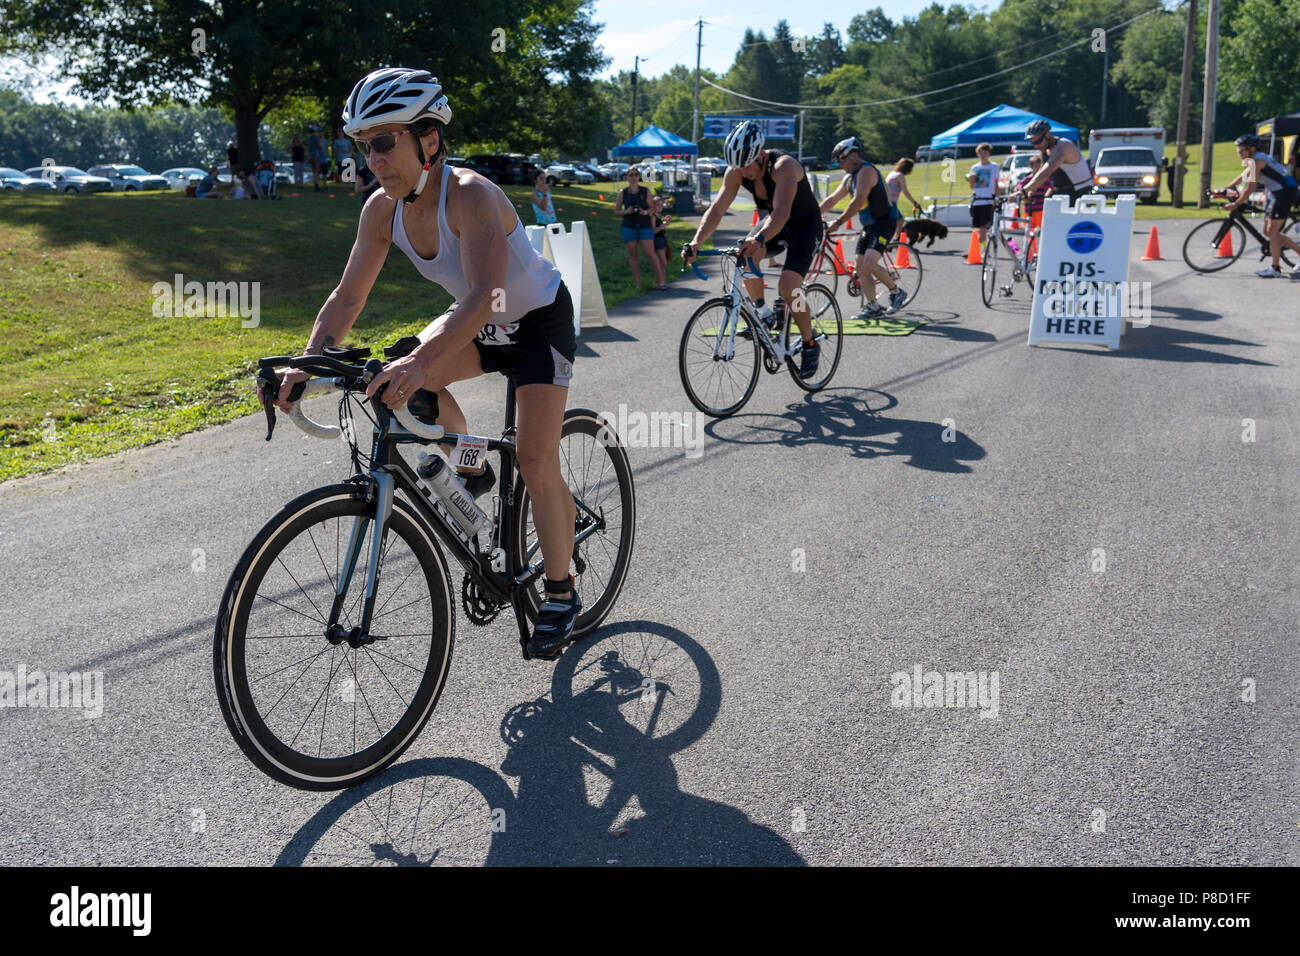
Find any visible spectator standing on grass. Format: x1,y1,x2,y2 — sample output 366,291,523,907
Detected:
333,128,353,183
650,194,671,275
226,140,239,179
613,167,667,291
307,124,326,191
291,135,306,185
530,170,557,225
966,142,999,245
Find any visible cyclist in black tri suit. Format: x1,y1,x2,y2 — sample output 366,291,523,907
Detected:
683,120,824,378
819,136,908,318
1014,119,1095,208
1224,134,1300,278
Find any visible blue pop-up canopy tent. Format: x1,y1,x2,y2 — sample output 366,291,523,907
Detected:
610,125,698,157
930,104,1079,148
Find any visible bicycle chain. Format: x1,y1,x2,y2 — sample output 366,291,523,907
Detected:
462,574,505,626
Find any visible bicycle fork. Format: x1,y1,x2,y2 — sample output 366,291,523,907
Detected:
328,470,395,647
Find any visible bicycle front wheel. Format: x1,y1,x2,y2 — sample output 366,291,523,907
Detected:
214,485,454,790
1182,217,1244,273
980,232,999,306
883,240,924,306
785,282,843,392
679,296,761,418
513,408,636,639
808,244,840,299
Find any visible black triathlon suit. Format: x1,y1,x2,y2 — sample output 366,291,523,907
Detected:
847,160,899,255
739,149,823,275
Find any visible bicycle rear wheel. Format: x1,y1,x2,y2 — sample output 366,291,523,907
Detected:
1182,217,1244,273
513,408,636,639
214,485,454,790
882,240,924,306
785,282,843,392
980,233,999,306
678,296,761,418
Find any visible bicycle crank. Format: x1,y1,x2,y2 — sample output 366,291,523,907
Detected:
462,574,505,626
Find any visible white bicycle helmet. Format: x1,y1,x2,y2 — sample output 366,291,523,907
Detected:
724,120,765,168
343,68,452,201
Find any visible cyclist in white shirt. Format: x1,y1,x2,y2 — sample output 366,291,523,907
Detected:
1014,119,1095,208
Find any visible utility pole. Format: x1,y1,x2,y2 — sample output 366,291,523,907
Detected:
691,18,704,173
630,55,639,143
1100,41,1109,124
1198,0,1220,208
1173,0,1197,208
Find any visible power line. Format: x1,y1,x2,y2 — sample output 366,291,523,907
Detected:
701,8,1160,112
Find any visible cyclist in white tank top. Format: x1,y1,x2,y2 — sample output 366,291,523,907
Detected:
1225,134,1300,277
272,67,585,655
1014,120,1095,206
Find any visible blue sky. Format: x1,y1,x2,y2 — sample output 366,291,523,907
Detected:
590,0,949,79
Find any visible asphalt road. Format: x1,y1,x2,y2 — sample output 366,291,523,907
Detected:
1,211,1297,866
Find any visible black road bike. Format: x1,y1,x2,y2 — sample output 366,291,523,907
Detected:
214,343,635,790
1182,189,1300,273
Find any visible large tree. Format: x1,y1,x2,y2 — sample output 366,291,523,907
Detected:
1,0,606,169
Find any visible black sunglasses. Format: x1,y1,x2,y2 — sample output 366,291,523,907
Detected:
352,129,412,157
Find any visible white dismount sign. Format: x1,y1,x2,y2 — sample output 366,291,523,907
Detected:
1028,194,1135,350
524,221,608,335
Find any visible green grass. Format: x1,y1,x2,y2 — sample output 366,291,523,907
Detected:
0,181,692,481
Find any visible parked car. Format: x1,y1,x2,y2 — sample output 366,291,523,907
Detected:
446,156,469,167
695,156,728,176
545,162,578,187
86,164,169,191
997,151,1035,195
0,167,57,191
598,162,630,179
160,167,209,190
1092,146,1162,203
270,162,317,185
21,166,113,194
798,155,829,171
572,162,609,182
466,153,536,185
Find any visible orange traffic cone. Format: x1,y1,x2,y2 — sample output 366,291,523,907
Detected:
751,209,760,226
895,232,914,269
1216,228,1234,258
1141,225,1163,260
834,238,848,275
598,193,605,201
966,230,983,264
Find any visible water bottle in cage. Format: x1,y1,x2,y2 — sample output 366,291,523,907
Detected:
416,452,489,538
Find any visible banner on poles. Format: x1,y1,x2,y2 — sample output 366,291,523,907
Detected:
702,115,796,140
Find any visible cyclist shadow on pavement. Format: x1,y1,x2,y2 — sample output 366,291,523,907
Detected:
906,310,999,343
277,620,804,866
708,387,986,473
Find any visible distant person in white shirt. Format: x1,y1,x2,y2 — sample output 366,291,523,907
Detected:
966,142,999,244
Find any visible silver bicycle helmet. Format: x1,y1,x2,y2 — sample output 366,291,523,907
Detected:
343,68,452,202
831,136,864,162
724,120,765,168
1025,119,1051,140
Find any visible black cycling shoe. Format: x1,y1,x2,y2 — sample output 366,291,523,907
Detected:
798,340,821,379
459,461,496,499
527,588,583,658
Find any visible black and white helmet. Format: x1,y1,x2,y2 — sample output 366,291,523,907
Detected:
342,68,452,136
724,120,765,168
1025,119,1051,140
831,136,864,162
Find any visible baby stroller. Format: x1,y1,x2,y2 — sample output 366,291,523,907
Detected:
253,159,278,200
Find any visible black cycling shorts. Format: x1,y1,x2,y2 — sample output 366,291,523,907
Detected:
856,217,898,256
1264,186,1296,221
474,282,575,389
764,218,823,277
969,203,994,228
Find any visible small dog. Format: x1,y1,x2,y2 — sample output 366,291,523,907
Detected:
902,218,949,247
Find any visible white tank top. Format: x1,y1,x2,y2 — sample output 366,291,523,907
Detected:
1052,140,1094,191
391,163,562,321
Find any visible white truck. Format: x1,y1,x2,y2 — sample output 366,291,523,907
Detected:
1087,128,1166,204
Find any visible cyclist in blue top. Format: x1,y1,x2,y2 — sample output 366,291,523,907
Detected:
1225,134,1300,279
820,136,908,318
